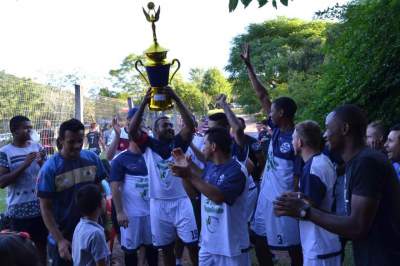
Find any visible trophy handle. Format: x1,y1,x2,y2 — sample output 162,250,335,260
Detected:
169,59,181,84
135,60,150,85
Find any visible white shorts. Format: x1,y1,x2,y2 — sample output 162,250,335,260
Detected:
150,197,198,247
250,190,267,236
264,199,300,249
120,215,152,251
199,248,250,266
303,255,341,266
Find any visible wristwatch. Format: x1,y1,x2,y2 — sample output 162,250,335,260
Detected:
299,203,311,220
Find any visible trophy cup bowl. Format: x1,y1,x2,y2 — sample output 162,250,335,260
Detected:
134,2,181,111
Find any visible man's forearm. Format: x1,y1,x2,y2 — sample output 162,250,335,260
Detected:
189,143,206,164
129,99,147,139
106,135,120,161
245,62,271,114
40,199,64,243
189,175,224,204
172,92,195,133
220,102,245,146
110,182,124,214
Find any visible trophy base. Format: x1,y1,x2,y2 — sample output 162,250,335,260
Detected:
148,88,174,111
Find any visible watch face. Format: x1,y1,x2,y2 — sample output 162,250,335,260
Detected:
300,209,306,218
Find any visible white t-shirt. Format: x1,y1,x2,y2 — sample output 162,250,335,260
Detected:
0,141,43,218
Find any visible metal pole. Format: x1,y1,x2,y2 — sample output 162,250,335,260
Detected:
74,84,84,121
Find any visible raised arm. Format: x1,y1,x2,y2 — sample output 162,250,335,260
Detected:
216,94,245,147
106,117,121,161
129,88,151,141
165,86,195,142
241,44,272,115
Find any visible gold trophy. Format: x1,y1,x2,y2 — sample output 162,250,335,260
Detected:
135,2,181,111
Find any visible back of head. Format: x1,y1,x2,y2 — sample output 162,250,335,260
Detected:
333,104,367,145
368,120,387,138
208,113,229,129
9,115,30,133
76,184,102,216
295,120,323,151
0,232,40,266
205,127,232,155
273,97,297,120
59,119,84,139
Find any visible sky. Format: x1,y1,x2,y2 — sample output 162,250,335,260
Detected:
0,0,348,90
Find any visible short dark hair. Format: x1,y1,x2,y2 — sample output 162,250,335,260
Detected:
208,113,229,128
390,123,400,132
273,97,297,119
153,116,170,130
295,120,323,151
9,115,30,133
368,120,387,138
76,184,102,216
58,119,84,139
204,127,232,154
0,232,41,266
333,104,367,144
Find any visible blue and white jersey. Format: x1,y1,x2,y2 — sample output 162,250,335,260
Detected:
262,120,302,201
110,150,150,216
299,153,341,259
200,159,250,257
139,134,190,200
392,162,400,181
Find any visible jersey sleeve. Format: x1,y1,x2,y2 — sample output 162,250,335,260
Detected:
217,166,246,206
94,155,107,182
36,159,56,198
301,173,327,207
109,157,125,182
0,151,9,169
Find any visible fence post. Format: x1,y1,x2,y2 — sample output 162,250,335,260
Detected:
127,97,133,109
74,84,84,122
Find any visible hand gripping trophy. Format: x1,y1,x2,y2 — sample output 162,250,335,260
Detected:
135,2,181,111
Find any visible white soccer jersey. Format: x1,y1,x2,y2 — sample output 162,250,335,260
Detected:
143,147,187,199
200,160,250,257
299,153,341,260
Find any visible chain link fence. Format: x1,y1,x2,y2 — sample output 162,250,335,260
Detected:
0,76,184,151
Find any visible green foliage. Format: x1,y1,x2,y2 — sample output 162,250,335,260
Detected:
229,0,292,11
226,17,329,114
200,68,232,108
171,74,207,114
312,0,400,125
109,53,147,97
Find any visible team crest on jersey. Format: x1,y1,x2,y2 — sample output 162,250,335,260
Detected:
216,174,225,185
280,142,291,153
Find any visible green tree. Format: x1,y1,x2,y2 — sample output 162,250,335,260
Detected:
311,0,400,125
171,74,207,114
226,17,329,114
109,53,147,99
200,68,232,108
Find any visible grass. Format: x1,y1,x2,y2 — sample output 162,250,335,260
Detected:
0,189,6,213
